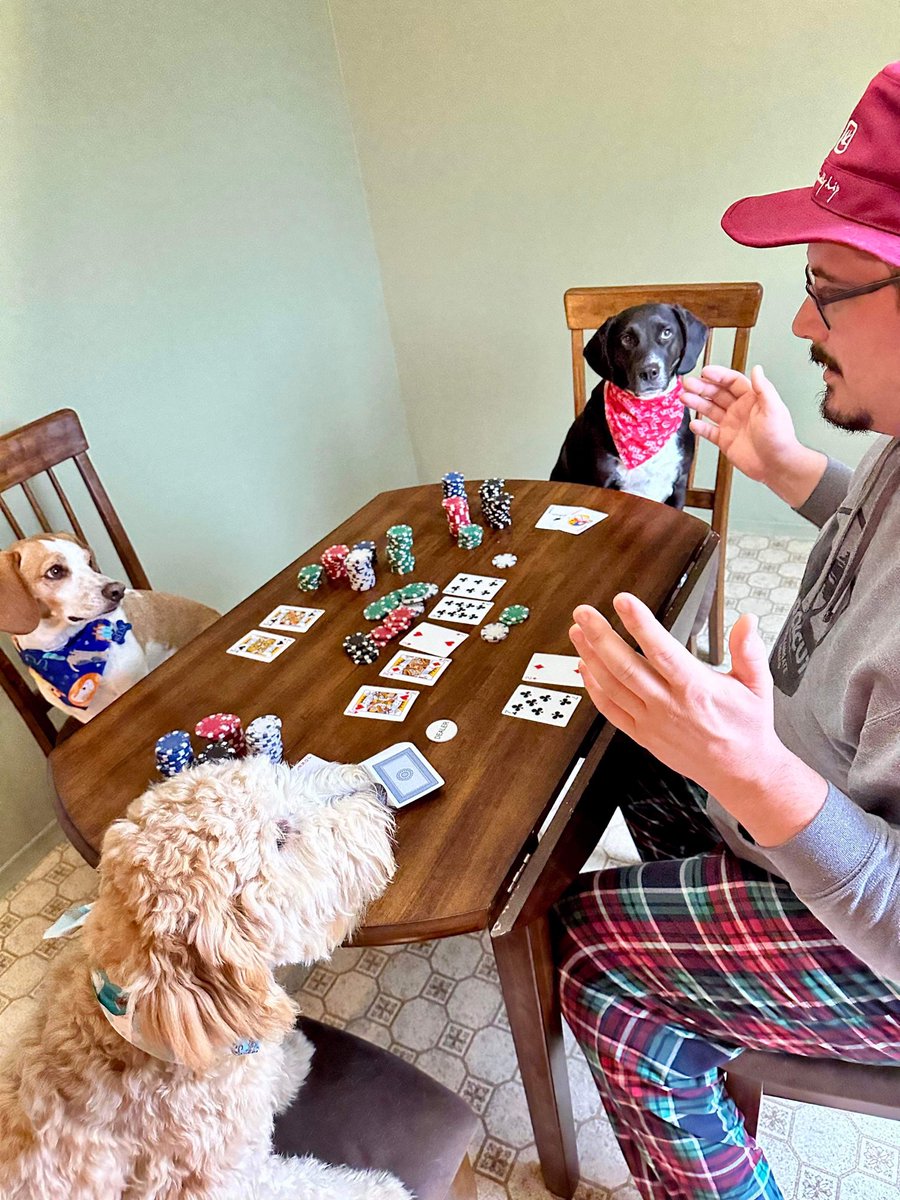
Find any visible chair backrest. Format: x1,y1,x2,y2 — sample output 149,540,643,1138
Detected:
564,282,763,510
0,408,150,754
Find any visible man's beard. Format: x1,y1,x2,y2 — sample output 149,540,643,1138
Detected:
810,344,872,433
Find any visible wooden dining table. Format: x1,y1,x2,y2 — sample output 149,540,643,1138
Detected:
49,479,716,1199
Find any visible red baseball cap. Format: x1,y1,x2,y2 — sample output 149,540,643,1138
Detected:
722,62,900,268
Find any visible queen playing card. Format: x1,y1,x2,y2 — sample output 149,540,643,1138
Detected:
344,685,418,722
380,651,451,687
226,629,294,662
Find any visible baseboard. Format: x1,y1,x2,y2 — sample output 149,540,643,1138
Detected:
0,821,63,897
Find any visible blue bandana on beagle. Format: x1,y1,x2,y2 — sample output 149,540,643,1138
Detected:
17,618,132,709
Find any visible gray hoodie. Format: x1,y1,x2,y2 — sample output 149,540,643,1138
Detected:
706,436,900,982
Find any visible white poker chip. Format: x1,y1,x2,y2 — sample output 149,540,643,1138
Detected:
426,719,458,743
492,553,517,569
480,622,509,643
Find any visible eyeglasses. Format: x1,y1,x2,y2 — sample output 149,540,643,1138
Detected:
805,264,900,329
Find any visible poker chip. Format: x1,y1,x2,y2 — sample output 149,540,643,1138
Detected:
195,712,246,756
196,741,239,765
321,544,350,582
442,495,470,540
245,714,283,764
363,593,399,620
479,478,514,530
346,546,377,592
480,622,509,643
457,523,483,550
441,471,467,499
297,563,324,592
155,730,194,777
386,525,415,574
399,581,437,602
352,539,378,566
343,631,380,665
492,553,518,569
499,604,529,626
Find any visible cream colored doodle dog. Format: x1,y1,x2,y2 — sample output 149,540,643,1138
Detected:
0,533,219,722
0,756,412,1200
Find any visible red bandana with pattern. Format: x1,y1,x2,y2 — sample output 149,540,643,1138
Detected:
604,378,685,470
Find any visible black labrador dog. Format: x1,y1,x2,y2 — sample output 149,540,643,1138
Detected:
551,303,708,507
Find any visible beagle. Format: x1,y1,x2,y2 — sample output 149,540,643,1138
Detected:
0,533,219,723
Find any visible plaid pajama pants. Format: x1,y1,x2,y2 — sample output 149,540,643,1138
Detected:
554,734,900,1200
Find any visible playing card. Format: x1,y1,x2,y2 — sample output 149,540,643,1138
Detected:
522,653,585,688
535,504,608,534
428,596,493,626
399,621,469,657
259,605,325,634
226,629,294,662
362,742,444,808
379,650,451,687
442,572,507,602
501,684,582,727
344,685,418,722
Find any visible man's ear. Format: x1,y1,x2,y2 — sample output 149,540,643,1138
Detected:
672,306,709,373
0,549,40,635
583,317,617,380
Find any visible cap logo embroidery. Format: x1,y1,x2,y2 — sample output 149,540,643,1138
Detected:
814,169,840,204
832,119,858,155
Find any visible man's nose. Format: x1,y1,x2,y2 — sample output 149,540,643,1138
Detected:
792,295,826,341
102,581,126,605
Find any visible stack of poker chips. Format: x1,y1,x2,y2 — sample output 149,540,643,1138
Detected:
442,471,467,499
195,712,246,757
155,730,194,777
353,539,378,566
321,544,350,583
196,742,239,765
343,630,380,665
386,525,415,574
373,604,416,645
297,563,324,592
442,495,471,540
246,714,284,763
345,545,376,592
479,478,514,530
363,581,438,622
481,604,530,644
457,523,483,550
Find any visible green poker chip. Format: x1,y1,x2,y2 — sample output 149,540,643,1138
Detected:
363,592,401,620
499,604,529,626
399,581,434,601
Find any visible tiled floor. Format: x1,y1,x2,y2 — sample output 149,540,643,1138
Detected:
3,533,899,1200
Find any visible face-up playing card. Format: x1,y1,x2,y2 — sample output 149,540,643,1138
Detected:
379,650,451,687
535,504,608,535
428,596,493,626
344,685,418,722
442,572,507,602
226,629,294,662
259,605,325,634
501,684,582,727
522,653,585,688
399,621,469,657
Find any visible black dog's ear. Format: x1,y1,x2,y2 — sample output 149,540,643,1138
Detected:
671,306,709,374
583,317,617,380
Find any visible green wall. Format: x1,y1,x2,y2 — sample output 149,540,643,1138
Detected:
329,0,895,529
1,0,417,883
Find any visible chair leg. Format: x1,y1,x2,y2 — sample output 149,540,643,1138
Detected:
708,574,726,666
446,1153,477,1199
724,1072,763,1139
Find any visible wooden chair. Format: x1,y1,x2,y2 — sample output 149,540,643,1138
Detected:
725,1049,900,1139
0,408,149,755
564,282,763,664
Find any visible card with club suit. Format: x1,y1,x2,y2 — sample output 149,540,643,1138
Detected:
442,572,507,602
428,596,493,626
501,684,582,727
522,653,585,688
399,621,469,657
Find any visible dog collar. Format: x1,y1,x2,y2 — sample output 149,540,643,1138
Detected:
43,902,260,1063
604,377,685,470
16,618,132,709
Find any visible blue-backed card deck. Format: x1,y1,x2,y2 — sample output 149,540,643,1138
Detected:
362,742,444,808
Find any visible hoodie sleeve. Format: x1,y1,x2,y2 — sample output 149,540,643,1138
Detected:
794,457,853,528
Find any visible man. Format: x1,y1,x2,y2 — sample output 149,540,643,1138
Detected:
556,62,900,1200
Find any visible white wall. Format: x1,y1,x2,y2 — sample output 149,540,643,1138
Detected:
1,0,417,881
330,0,896,530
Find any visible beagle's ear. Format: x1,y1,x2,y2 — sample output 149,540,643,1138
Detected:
672,306,709,374
583,317,617,380
0,550,40,635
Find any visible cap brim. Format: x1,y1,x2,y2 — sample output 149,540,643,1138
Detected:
723,187,900,268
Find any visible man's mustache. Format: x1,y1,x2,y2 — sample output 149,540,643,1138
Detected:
810,344,842,375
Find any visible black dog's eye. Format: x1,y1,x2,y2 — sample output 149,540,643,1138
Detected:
659,327,673,340
44,563,68,581
621,332,637,348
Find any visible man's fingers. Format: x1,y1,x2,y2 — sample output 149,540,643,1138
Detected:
690,418,721,446
607,594,696,683
576,656,636,737
569,624,648,719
